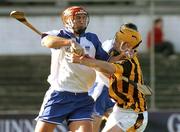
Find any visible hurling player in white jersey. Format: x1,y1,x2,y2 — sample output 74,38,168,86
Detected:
35,6,109,132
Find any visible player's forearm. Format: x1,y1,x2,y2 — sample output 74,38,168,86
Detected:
41,35,71,48
80,56,115,75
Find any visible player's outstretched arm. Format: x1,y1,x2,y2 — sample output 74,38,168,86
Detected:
41,35,71,48
69,54,116,75
41,36,84,55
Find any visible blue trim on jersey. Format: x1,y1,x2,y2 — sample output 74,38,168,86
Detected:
57,29,72,39
86,32,109,61
57,29,110,60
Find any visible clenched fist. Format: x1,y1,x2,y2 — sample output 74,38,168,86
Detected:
70,40,85,56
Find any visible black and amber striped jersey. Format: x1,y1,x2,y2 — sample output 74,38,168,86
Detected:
109,54,147,112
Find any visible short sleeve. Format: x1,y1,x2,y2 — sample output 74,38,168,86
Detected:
112,62,123,78
102,39,114,53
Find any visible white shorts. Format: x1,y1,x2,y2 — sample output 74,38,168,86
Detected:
102,104,148,132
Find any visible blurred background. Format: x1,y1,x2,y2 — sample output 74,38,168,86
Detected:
0,0,180,132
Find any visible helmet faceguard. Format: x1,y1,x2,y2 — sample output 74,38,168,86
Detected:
112,23,141,58
61,6,89,35
115,25,142,49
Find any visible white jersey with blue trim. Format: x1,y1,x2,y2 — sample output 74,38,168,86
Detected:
42,29,109,93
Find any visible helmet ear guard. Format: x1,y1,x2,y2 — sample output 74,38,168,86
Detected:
115,25,142,49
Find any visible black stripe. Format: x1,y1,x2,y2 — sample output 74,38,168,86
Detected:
41,33,48,39
134,113,144,129
133,40,142,49
132,59,141,110
132,59,138,84
137,54,143,84
144,101,147,111
122,60,132,93
111,76,129,103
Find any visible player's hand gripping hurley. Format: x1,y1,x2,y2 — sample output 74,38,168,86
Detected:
10,11,84,56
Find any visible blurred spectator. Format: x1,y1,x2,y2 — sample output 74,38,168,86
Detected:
147,18,177,59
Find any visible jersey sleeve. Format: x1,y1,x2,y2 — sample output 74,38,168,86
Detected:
102,39,114,53
112,62,124,78
93,35,110,61
41,30,60,46
112,60,132,78
41,30,60,38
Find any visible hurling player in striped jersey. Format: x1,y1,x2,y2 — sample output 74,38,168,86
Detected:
69,23,148,132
